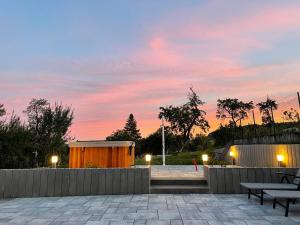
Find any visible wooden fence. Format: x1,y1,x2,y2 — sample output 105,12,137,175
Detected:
226,144,300,167
0,168,150,198
204,166,298,194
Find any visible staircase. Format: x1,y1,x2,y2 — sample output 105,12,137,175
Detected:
150,177,209,194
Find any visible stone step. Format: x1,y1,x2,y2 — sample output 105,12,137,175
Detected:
151,177,207,186
150,185,209,194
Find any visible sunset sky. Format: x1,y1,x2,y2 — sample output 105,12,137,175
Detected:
1,1,300,140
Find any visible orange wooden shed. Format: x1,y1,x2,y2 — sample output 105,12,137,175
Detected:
69,141,135,168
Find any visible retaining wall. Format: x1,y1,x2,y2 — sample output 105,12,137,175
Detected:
226,144,300,167
204,166,298,194
0,168,150,198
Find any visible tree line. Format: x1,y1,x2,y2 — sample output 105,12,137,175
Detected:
107,89,300,155
0,99,73,168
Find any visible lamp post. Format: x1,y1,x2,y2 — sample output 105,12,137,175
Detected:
229,151,235,165
202,154,208,165
51,155,58,168
277,154,284,167
145,154,152,167
161,116,166,166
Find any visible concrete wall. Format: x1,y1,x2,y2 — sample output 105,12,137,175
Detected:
226,144,300,167
204,166,298,194
0,168,150,198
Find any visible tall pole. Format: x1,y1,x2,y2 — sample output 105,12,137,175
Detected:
297,92,300,109
161,116,166,166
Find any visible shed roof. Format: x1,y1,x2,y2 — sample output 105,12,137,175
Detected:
69,140,135,148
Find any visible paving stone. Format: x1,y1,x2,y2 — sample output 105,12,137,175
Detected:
0,194,299,225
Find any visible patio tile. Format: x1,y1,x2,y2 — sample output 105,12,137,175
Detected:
0,194,299,225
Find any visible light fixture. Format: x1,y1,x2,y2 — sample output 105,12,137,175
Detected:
51,155,58,168
277,154,284,167
229,151,235,165
145,154,152,166
202,154,208,164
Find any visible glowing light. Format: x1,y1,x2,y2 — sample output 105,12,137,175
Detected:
277,154,284,162
202,154,209,162
145,154,152,162
51,155,58,164
229,151,235,158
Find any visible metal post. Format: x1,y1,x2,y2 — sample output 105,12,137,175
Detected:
161,116,166,166
297,92,300,109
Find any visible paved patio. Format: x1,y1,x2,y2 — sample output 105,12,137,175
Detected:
0,194,300,225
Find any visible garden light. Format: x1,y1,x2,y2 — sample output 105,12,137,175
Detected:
51,155,58,168
145,154,152,166
202,154,208,164
277,154,284,167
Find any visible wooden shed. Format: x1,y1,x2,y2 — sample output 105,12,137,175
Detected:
69,141,135,168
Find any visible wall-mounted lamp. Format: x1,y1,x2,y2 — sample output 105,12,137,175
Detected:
277,154,284,167
202,154,208,165
51,155,58,168
145,154,152,166
229,151,235,165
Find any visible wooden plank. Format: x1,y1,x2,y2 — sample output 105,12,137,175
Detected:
134,169,142,194
25,169,34,197
216,168,225,194
105,169,113,195
97,169,106,195
32,169,41,197
263,168,272,183
239,168,248,194
47,170,56,197
40,169,48,197
3,170,13,198
120,169,128,194
69,169,77,196
83,169,92,195
54,169,63,196
127,169,135,194
255,168,264,183
0,170,4,198
61,169,70,196
76,169,85,196
90,169,99,195
232,168,241,194
17,170,27,197
112,169,121,194
141,168,150,194
11,170,21,198
224,168,233,194
208,168,218,194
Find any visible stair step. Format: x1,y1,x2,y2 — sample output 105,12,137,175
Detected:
150,185,209,194
151,178,207,186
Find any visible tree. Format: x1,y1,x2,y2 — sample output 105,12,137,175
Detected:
216,98,254,127
138,127,181,155
0,112,34,169
257,97,278,125
282,108,300,122
24,99,73,166
124,114,141,141
106,129,132,141
159,88,210,145
106,113,141,141
0,104,5,118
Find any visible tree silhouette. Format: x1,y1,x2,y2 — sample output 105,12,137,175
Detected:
124,113,141,141
159,88,209,145
216,98,254,127
257,97,278,125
